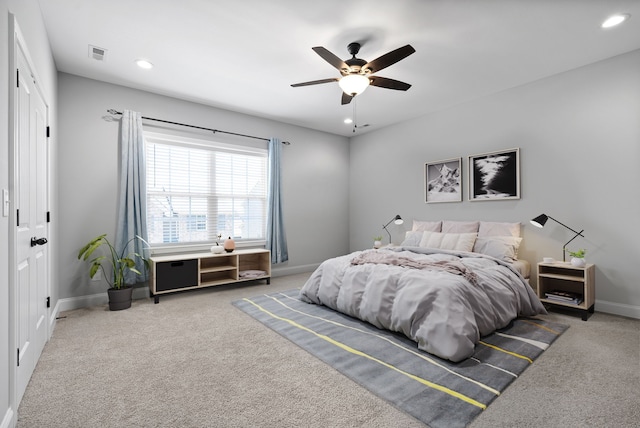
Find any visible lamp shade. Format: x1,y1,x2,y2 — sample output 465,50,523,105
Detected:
530,214,548,228
393,215,404,225
529,213,585,262
338,74,370,96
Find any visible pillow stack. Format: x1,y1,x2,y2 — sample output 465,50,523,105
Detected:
401,220,522,262
474,221,522,262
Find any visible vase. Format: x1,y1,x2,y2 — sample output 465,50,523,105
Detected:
107,286,133,311
210,244,224,254
224,237,235,253
374,240,382,249
571,257,586,267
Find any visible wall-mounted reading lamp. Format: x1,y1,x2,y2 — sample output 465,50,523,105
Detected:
530,214,584,262
383,215,404,244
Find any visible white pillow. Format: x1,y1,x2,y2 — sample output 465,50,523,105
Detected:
419,231,477,252
473,236,523,262
478,221,521,237
400,231,424,246
441,221,480,233
412,220,442,232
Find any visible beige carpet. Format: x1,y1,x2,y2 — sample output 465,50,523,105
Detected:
17,273,640,427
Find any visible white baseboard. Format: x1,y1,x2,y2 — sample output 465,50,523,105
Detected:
271,263,319,278
1,408,14,428
57,287,150,313
596,299,640,319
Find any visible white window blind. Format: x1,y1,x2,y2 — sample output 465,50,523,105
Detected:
144,132,267,246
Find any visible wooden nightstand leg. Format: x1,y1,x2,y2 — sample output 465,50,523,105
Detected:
582,305,595,321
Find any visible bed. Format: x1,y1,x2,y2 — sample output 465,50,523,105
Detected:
299,220,546,362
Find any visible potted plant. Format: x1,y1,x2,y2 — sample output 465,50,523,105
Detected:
78,234,149,311
567,248,586,267
373,236,383,249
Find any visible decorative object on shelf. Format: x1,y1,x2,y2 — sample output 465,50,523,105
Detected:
77,233,149,311
425,157,462,203
211,233,224,253
224,236,236,253
567,249,587,267
373,236,383,249
530,214,585,262
382,215,404,245
469,148,520,201
210,245,224,254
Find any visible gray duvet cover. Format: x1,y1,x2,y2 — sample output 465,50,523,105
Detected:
299,246,546,362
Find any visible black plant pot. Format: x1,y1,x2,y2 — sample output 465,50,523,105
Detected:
107,287,133,311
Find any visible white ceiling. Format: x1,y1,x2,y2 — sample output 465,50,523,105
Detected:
37,0,640,137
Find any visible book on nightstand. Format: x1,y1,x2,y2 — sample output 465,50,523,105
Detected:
545,290,583,305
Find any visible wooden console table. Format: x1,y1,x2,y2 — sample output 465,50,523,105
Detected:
149,249,271,303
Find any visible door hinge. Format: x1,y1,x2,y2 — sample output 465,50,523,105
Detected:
46,126,50,138
17,209,19,226
47,211,51,223
17,348,20,366
16,69,19,88
46,296,51,308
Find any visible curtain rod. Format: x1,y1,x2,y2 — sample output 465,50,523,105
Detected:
107,109,290,145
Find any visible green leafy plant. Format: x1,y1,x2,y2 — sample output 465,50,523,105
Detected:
373,236,383,241
566,248,586,258
78,234,149,290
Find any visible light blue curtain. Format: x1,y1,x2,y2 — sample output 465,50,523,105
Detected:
115,110,149,284
266,138,288,264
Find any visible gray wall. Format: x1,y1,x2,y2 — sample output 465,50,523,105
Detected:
350,49,640,318
1,0,59,424
57,73,350,302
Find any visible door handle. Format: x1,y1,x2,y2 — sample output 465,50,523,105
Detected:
30,237,48,247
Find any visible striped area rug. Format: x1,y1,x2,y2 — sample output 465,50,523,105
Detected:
233,289,568,428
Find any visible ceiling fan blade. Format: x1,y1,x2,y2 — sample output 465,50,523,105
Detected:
312,46,348,72
291,77,339,87
369,76,412,91
341,92,354,105
363,44,415,74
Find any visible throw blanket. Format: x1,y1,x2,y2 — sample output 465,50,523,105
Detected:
300,247,546,362
350,250,478,286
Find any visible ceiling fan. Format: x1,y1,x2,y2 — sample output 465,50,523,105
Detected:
291,42,416,105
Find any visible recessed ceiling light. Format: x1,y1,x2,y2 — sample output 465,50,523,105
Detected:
135,59,154,69
344,118,353,124
601,13,630,29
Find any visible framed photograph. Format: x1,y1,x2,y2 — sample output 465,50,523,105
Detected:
468,148,520,201
425,157,462,203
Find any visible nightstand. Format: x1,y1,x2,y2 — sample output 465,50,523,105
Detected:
536,262,595,321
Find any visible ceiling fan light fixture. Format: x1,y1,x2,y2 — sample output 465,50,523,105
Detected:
338,74,370,96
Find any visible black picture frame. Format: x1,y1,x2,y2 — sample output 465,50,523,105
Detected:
468,148,520,201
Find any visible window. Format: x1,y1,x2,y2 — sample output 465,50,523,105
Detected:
145,132,267,247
